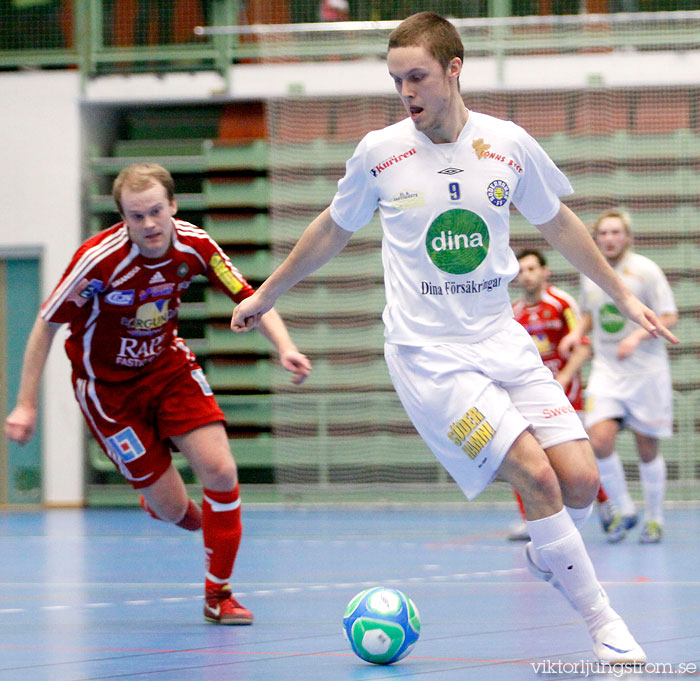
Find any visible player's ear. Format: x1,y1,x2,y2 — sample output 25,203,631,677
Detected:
170,199,178,216
447,57,462,80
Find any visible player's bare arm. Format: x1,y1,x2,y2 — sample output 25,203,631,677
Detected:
536,203,678,345
556,342,591,388
4,316,62,444
256,308,312,385
558,311,592,358
617,311,679,360
231,208,353,331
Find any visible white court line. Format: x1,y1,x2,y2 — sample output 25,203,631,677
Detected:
0,567,521,616
1,570,696,617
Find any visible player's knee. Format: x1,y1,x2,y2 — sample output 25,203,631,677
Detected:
524,458,561,502
561,464,599,507
153,496,189,524
202,458,238,490
588,426,615,457
556,441,600,506
589,434,609,456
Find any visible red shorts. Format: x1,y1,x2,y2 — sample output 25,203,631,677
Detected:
73,357,225,489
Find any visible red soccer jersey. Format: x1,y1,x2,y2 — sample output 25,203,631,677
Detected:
41,219,255,383
512,284,588,410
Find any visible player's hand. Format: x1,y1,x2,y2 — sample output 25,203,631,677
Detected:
616,295,679,345
231,293,272,333
279,350,312,385
553,372,568,388
616,334,641,360
4,404,38,444
558,331,578,358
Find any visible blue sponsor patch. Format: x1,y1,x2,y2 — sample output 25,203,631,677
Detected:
79,279,104,299
486,179,509,207
139,283,175,301
106,426,146,463
105,289,135,306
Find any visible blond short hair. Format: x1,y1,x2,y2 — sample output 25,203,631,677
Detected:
592,209,633,236
112,163,175,214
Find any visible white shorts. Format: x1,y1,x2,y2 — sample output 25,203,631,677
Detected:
384,320,588,500
584,367,673,438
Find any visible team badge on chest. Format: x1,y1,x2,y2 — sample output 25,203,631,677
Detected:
487,179,509,207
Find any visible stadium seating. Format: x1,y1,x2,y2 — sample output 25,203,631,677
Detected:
87,87,700,489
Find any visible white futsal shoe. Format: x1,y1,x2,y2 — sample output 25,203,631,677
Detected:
592,618,647,665
525,540,647,665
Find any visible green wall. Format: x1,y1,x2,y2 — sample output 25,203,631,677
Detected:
1,257,42,505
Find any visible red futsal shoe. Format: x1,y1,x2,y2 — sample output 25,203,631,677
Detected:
204,585,254,625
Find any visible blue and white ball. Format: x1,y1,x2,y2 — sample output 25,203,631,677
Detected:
342,587,421,665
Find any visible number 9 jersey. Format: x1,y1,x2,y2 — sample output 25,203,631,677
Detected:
329,111,573,346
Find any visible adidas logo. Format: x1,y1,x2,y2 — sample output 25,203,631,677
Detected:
149,271,166,284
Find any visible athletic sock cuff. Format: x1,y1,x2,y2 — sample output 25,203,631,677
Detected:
566,503,593,530
203,486,241,512
526,507,576,549
639,456,666,479
596,452,622,476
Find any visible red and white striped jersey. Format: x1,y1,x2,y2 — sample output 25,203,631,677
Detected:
41,218,254,383
512,285,588,410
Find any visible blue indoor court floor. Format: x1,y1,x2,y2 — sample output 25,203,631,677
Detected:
0,505,698,681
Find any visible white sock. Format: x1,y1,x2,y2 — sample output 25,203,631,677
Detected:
527,508,616,633
597,453,636,517
639,456,666,524
566,504,593,530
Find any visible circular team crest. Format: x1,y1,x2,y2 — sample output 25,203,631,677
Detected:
177,262,189,277
599,303,626,333
487,179,509,207
425,209,490,275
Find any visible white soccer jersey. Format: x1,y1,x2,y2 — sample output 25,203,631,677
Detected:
329,111,573,345
580,250,677,375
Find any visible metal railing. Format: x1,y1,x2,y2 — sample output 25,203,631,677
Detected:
1,2,699,87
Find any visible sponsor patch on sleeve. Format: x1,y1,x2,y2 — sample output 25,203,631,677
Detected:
210,254,244,295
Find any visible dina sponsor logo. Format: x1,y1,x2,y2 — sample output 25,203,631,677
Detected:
425,209,490,275
599,303,626,333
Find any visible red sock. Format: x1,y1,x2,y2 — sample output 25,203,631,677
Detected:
202,485,242,592
596,485,609,503
176,499,202,531
139,495,202,531
514,489,527,520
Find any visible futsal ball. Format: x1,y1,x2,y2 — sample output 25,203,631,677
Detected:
342,587,421,665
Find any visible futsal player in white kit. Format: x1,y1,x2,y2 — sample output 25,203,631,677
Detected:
563,209,677,545
231,12,678,663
